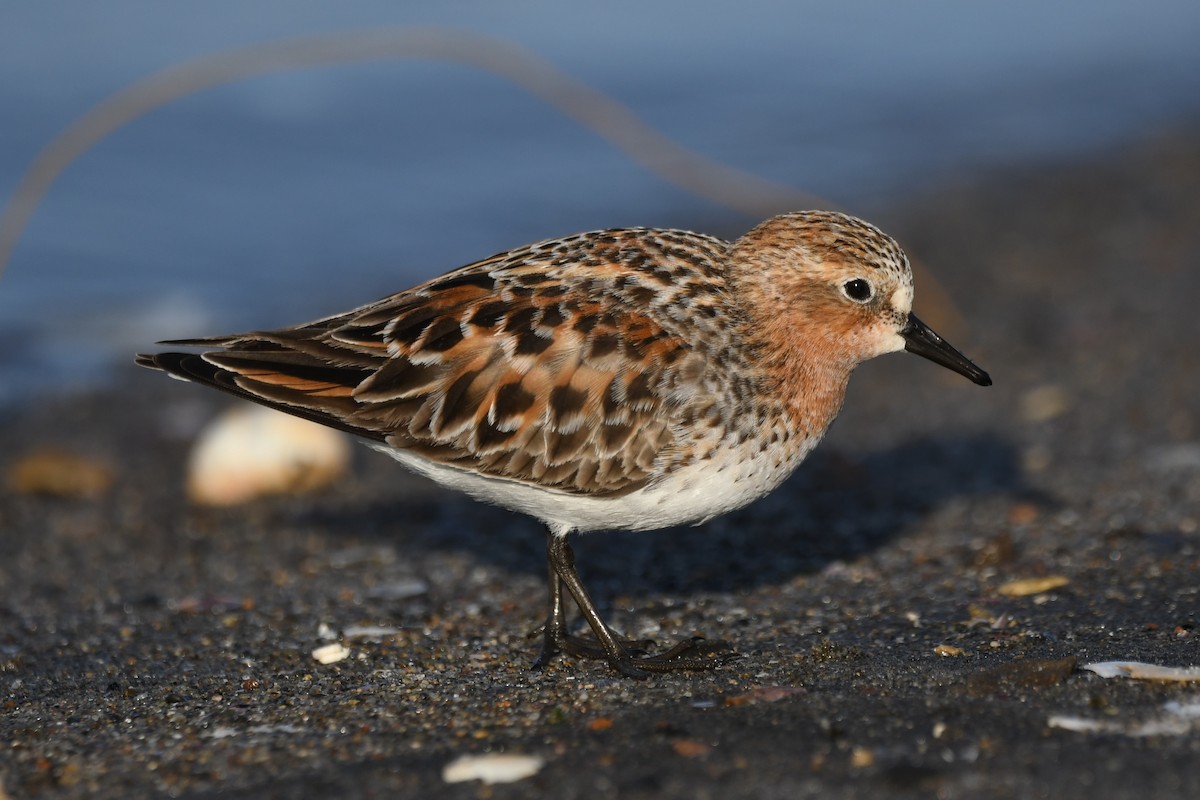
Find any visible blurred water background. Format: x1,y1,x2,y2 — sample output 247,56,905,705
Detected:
2,0,1199,403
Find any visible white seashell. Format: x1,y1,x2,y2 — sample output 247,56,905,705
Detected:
1082,661,1200,682
442,753,545,785
311,643,351,664
187,405,350,505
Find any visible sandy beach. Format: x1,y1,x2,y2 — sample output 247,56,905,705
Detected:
3,127,1200,798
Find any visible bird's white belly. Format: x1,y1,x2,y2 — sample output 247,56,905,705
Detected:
369,433,814,534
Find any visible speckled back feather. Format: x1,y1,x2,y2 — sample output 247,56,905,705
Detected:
140,228,764,496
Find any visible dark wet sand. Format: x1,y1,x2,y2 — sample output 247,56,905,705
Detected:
3,128,1200,798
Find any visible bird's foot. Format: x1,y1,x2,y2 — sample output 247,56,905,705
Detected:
534,626,738,679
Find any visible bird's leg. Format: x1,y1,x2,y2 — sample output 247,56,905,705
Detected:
534,527,736,679
531,559,569,669
532,551,656,669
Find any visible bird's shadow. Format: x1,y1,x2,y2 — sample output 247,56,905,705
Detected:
297,432,1038,600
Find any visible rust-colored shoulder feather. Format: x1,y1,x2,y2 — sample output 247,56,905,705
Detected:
138,228,740,496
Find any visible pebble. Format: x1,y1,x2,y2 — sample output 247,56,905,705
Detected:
723,686,805,706
186,405,350,506
341,625,405,640
5,449,113,498
365,578,430,600
996,576,1069,597
311,643,351,664
442,753,545,784
672,739,711,759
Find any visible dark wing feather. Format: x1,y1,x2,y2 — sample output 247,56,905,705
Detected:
137,230,733,496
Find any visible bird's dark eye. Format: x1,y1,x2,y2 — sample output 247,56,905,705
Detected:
843,279,873,302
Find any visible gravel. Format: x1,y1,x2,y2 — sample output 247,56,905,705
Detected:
3,128,1200,799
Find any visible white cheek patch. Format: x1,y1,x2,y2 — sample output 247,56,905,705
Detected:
860,320,907,357
884,330,907,354
890,284,913,315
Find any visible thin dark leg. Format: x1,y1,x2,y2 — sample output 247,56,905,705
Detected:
549,532,650,678
534,526,736,679
531,561,568,669
531,542,654,670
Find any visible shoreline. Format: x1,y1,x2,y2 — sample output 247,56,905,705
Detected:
3,127,1200,799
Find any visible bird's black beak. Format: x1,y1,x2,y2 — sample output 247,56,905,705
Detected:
901,313,992,386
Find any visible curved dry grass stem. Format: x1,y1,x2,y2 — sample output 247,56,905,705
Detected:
0,26,963,330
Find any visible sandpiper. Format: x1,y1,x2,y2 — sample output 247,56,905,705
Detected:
138,210,990,678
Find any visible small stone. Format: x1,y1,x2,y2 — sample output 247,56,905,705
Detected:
6,449,114,498
1046,716,1111,734
442,753,545,784
672,739,711,758
1007,503,1038,525
311,643,351,664
851,747,875,768
934,645,964,657
996,576,1069,597
341,625,404,641
724,685,805,706
365,578,430,601
973,533,1016,567
966,604,996,624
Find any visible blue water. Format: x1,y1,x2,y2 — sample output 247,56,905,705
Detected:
2,1,1199,401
